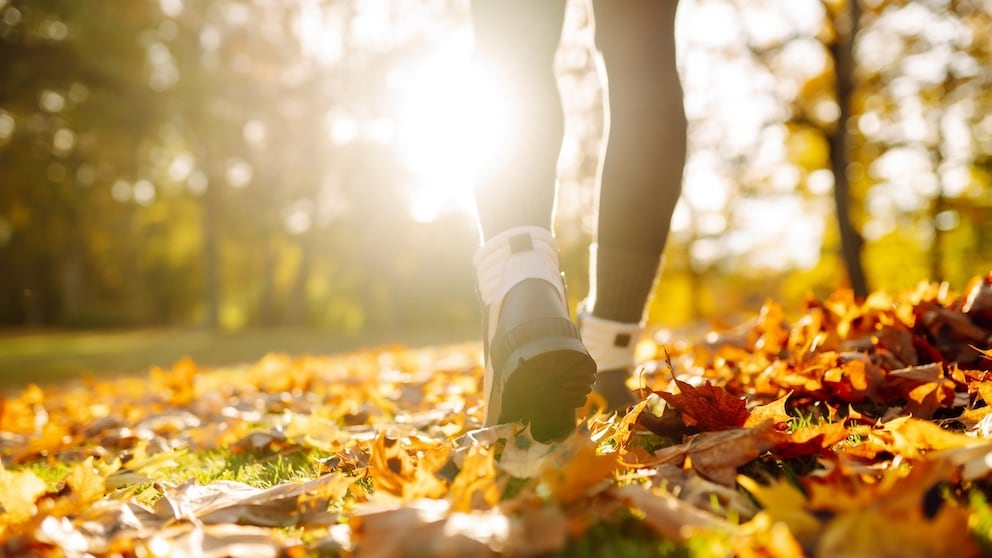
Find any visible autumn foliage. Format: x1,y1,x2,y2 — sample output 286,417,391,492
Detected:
6,275,992,556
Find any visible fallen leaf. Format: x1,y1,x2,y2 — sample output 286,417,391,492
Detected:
737,475,820,551
612,483,731,543
744,393,792,428
0,463,47,527
686,422,778,486
448,444,500,512
883,416,979,458
539,432,619,504
657,379,749,431
772,421,850,459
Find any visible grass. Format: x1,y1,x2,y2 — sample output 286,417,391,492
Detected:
154,448,328,489
550,515,692,558
0,326,476,389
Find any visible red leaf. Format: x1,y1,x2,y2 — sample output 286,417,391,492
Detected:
657,379,749,431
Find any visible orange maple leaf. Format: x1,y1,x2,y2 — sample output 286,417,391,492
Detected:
772,421,849,460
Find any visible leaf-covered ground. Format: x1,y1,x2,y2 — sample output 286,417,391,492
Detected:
6,276,992,557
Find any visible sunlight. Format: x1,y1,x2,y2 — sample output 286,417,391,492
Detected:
394,38,513,222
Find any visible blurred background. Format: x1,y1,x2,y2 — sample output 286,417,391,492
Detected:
1,0,991,381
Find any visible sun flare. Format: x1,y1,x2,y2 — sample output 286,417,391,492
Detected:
394,45,513,223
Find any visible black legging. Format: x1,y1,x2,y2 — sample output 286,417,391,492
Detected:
471,0,686,323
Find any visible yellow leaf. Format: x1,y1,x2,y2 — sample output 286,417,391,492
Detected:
817,502,977,558
883,417,978,459
539,433,618,504
45,457,110,518
737,475,820,550
744,393,792,428
0,463,48,527
448,445,499,512
368,434,447,501
149,357,199,405
733,512,807,558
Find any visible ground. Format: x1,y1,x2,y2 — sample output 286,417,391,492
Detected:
3,276,992,557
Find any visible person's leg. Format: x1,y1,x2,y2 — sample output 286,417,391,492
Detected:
584,0,686,410
470,0,566,237
470,0,595,440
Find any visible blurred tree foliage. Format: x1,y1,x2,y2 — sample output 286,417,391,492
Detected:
0,0,990,334
0,0,479,332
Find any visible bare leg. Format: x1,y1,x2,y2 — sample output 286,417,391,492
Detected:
589,0,686,323
470,0,567,239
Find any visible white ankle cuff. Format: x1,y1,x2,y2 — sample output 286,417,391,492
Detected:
578,305,643,371
473,226,564,306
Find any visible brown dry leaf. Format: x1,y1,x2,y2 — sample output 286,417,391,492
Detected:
612,483,731,543
903,381,952,419
349,501,495,558
657,379,749,431
686,422,778,486
195,474,353,527
162,479,263,520
652,465,758,520
134,523,287,558
349,501,570,558
877,324,919,367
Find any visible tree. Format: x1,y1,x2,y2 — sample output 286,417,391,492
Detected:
827,0,869,298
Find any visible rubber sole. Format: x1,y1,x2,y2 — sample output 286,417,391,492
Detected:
493,332,596,441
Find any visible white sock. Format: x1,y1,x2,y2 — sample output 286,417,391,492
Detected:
473,226,565,311
578,304,642,372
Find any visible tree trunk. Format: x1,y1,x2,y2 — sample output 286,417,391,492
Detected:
829,0,869,298
60,244,82,324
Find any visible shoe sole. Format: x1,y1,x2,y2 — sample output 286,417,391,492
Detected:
495,331,596,441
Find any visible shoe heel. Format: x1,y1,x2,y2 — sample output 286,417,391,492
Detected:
492,317,596,440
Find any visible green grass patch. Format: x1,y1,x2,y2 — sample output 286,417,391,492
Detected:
24,459,73,489
969,490,992,555
156,448,328,488
549,512,691,558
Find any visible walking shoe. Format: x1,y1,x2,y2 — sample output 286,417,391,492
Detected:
474,226,596,441
578,305,642,413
